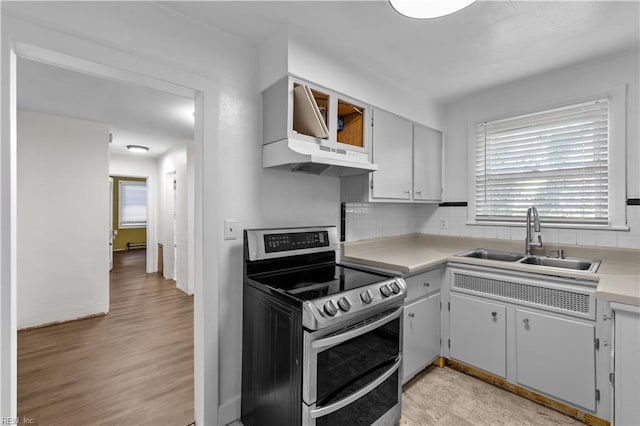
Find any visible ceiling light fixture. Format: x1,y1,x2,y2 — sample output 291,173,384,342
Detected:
389,0,477,19
126,145,149,153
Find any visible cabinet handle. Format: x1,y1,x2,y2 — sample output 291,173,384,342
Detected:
415,191,422,195
491,312,497,317
408,313,415,318
424,282,430,287
404,190,412,194
523,318,529,324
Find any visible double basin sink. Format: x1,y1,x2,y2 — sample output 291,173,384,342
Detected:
456,248,601,273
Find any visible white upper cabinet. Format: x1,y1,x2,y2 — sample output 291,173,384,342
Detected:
371,109,413,199
262,76,377,176
341,107,443,203
413,125,443,202
264,76,371,152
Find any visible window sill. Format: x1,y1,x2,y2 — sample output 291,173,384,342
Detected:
466,221,630,231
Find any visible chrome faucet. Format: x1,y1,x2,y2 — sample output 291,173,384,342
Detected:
525,206,543,255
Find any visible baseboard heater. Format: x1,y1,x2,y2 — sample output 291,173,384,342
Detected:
126,242,146,250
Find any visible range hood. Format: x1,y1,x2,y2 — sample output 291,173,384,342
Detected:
263,138,378,176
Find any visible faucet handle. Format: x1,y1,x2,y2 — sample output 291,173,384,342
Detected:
549,248,565,259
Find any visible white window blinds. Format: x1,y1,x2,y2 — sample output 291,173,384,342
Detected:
475,99,609,224
119,180,147,227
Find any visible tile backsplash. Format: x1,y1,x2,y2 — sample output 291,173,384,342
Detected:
344,203,416,241
344,203,640,250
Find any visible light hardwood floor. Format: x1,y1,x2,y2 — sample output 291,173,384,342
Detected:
401,366,583,425
18,250,194,426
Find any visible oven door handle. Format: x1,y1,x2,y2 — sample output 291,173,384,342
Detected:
311,306,402,351
309,356,401,419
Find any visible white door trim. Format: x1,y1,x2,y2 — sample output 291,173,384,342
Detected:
1,15,219,425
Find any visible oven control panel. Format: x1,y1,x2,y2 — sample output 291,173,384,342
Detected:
302,278,407,330
246,226,339,261
264,231,330,253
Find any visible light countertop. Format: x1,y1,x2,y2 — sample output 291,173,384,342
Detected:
342,234,640,307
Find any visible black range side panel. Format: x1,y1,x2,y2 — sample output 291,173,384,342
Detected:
241,284,302,426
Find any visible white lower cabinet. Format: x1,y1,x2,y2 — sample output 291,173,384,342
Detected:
403,293,440,382
611,303,640,426
515,309,596,411
446,265,608,420
449,293,506,378
401,267,442,383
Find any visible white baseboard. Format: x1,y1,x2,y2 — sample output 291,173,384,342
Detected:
219,394,241,426
18,307,109,330
176,281,193,296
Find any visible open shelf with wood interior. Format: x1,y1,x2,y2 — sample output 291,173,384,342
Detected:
337,99,365,148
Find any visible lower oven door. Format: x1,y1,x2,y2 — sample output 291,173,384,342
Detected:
303,306,403,426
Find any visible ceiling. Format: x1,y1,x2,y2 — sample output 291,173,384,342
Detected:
163,0,640,103
17,58,194,158
15,1,639,150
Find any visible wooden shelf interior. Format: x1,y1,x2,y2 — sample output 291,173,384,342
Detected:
337,99,364,147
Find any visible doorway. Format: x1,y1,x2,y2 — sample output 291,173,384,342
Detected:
14,56,196,424
2,28,220,423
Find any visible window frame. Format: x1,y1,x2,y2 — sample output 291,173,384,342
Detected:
118,179,148,229
467,84,628,230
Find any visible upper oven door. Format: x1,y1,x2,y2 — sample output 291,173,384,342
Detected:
303,306,402,406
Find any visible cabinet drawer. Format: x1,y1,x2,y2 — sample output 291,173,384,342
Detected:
405,268,441,303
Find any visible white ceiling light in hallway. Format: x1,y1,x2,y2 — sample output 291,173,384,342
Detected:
126,145,150,154
389,0,477,19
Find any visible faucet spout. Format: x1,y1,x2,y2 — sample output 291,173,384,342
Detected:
532,207,540,232
525,206,543,255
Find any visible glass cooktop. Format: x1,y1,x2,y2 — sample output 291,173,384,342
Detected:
251,263,390,301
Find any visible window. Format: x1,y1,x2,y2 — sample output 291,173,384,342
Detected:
470,86,627,229
119,180,147,228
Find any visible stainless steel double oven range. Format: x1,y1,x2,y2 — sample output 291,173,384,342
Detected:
241,226,407,426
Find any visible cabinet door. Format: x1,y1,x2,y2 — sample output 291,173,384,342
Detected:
403,293,441,382
450,293,506,378
515,309,596,412
614,308,640,426
371,109,413,200
413,125,442,201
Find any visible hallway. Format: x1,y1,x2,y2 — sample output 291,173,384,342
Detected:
17,250,194,425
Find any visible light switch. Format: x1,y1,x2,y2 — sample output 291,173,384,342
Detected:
224,219,237,240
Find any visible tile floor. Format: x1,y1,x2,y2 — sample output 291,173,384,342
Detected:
401,366,583,425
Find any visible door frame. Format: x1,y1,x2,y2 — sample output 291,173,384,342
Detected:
109,177,114,271
1,17,220,425
164,171,177,281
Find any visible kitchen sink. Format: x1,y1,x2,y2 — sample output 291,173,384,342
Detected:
456,248,601,273
519,256,600,273
456,249,525,262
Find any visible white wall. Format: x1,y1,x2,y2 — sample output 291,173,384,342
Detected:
1,3,373,423
286,34,444,130
345,51,640,251
17,110,110,328
442,51,639,200
158,142,194,295
109,153,159,274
